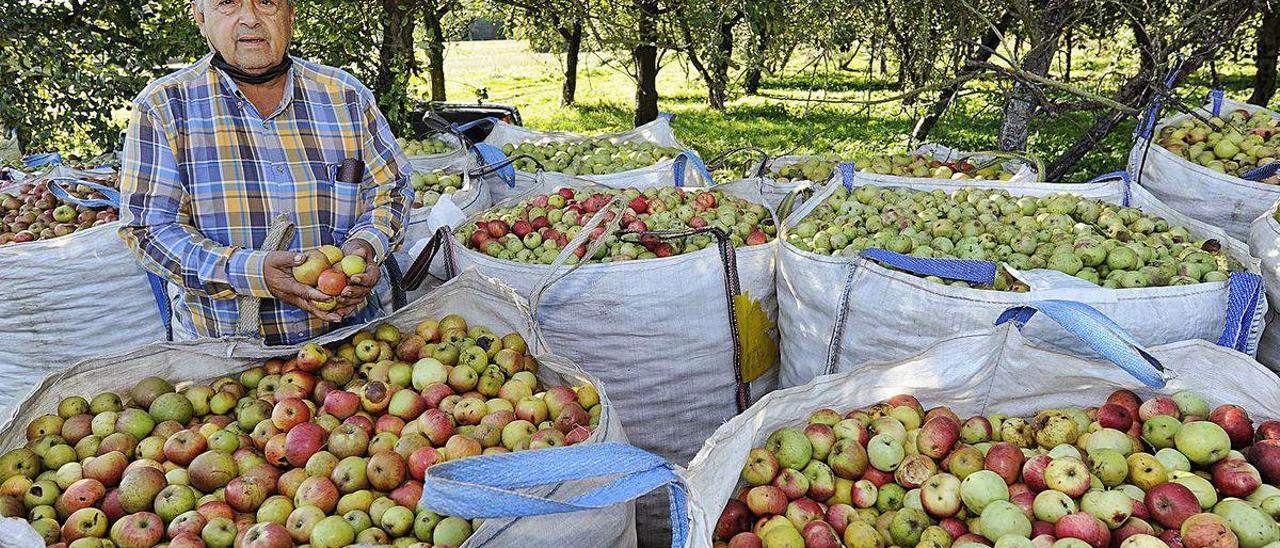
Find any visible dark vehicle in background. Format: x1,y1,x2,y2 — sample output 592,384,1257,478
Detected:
410,101,522,144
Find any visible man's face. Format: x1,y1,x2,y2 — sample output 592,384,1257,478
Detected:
193,0,294,73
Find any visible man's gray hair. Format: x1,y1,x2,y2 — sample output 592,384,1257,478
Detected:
196,0,293,10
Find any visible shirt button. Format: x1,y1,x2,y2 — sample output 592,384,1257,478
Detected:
275,164,285,174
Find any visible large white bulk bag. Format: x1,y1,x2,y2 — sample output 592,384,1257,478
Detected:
456,114,714,204
415,300,1280,548
429,171,778,544
0,176,167,417
396,145,496,301
1129,89,1280,240
0,270,636,548
777,165,1266,388
1247,201,1280,371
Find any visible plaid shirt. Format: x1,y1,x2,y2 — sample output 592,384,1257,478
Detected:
119,54,412,345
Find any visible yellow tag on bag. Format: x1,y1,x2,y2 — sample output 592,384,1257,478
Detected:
734,292,779,383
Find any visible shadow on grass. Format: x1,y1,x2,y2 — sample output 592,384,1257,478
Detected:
761,72,902,93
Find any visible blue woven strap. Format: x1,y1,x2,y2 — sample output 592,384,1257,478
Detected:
146,273,173,341
419,443,688,548
658,112,675,122
23,153,62,168
860,248,997,284
1242,162,1280,182
1086,170,1130,185
471,143,516,188
1208,90,1225,116
672,151,713,187
452,117,502,134
995,300,1167,388
46,178,120,208
1217,272,1264,353
1086,170,1132,206
838,161,856,189
1136,60,1185,139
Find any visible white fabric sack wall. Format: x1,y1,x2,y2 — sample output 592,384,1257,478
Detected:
397,146,495,303
777,166,1267,388
0,176,167,419
1130,90,1280,240
410,301,1280,548
1247,201,1280,371
0,270,637,548
436,172,779,546
679,300,1280,546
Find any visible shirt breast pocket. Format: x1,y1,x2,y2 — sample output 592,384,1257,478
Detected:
316,162,363,242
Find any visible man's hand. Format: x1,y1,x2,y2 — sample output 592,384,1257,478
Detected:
264,251,344,323
335,238,379,316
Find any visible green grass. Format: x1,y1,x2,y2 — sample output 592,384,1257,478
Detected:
416,40,1270,181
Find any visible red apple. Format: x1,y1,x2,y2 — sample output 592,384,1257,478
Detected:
1144,482,1200,529
1210,458,1261,497
984,442,1024,485
283,423,325,467
1097,403,1134,431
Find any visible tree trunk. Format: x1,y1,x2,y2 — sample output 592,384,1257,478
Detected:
632,0,660,126
373,0,418,131
706,18,735,110
743,16,769,95
1064,28,1073,82
559,21,583,106
1045,6,1252,179
998,1,1071,152
1251,10,1279,106
912,13,1012,142
423,5,448,102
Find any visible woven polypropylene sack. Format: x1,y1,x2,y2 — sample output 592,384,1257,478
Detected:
441,172,779,546
0,184,166,418
397,150,495,302
777,171,1267,388
859,143,1039,186
1248,201,1280,371
1130,95,1280,240
678,307,1280,546
0,269,635,548
479,115,709,204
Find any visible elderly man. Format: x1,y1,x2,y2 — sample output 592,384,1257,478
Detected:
119,0,412,345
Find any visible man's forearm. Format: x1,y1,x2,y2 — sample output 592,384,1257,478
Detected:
119,221,273,300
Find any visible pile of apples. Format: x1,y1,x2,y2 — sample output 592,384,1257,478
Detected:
0,316,602,547
397,138,457,157
859,153,1018,181
500,139,684,176
0,180,119,245
457,186,775,264
1157,110,1280,183
714,390,1280,548
409,170,465,209
290,245,369,312
787,185,1242,290
770,158,839,184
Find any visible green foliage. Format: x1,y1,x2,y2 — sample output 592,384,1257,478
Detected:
0,1,203,155
1,0,440,156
